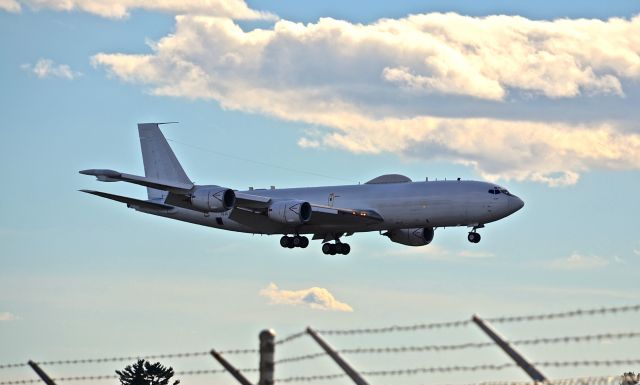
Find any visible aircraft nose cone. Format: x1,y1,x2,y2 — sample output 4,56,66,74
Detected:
511,196,524,212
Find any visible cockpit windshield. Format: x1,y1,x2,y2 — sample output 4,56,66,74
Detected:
488,187,514,196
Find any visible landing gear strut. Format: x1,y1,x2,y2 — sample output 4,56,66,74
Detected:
321,242,351,255
280,235,309,249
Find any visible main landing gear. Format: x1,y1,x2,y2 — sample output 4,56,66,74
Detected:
280,234,351,255
322,242,351,255
280,235,309,249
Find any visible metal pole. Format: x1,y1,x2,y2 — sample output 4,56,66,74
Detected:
472,314,547,382
259,329,275,385
27,361,57,385
210,350,254,385
306,327,370,385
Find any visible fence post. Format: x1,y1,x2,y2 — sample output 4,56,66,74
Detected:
27,361,57,385
210,349,254,385
472,314,547,382
306,327,370,385
259,329,275,385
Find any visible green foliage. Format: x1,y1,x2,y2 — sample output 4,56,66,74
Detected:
116,359,180,385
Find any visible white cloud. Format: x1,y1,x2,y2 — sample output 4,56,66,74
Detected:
0,0,20,12
0,312,18,321
14,0,275,19
92,14,640,186
259,283,353,312
548,252,619,270
22,59,82,80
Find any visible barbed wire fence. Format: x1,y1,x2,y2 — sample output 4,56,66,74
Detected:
1,304,639,385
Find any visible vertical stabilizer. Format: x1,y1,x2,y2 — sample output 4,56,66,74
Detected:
138,123,191,200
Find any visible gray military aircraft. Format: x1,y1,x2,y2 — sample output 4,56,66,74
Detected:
80,123,524,255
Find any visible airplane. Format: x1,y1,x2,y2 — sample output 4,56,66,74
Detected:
80,123,524,255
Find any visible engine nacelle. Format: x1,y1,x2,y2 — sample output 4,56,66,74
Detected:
268,200,312,225
386,227,434,246
190,185,235,212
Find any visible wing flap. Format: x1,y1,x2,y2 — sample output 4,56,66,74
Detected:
310,204,384,222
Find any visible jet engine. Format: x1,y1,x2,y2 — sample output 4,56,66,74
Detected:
268,200,312,225
190,185,236,212
386,227,434,246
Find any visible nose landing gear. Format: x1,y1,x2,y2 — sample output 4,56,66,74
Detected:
467,232,481,243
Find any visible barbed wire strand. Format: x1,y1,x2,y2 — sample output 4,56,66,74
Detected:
275,331,307,345
0,368,258,385
318,304,640,335
427,376,629,385
0,348,259,369
276,360,640,382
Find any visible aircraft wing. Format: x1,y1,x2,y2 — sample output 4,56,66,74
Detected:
229,198,383,229
231,192,383,223
80,190,175,211
79,169,193,193
234,192,272,210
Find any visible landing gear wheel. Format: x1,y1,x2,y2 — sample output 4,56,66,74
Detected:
467,232,481,243
293,236,302,247
299,236,309,248
280,236,290,248
322,242,350,255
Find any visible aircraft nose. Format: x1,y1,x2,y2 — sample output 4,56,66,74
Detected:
511,196,524,212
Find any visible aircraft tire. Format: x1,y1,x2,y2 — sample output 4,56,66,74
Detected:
300,237,309,248
341,244,351,255
468,232,481,243
280,236,290,248
328,244,337,255
293,236,302,247
322,243,332,255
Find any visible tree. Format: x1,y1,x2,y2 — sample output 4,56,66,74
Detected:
621,372,639,385
116,359,180,385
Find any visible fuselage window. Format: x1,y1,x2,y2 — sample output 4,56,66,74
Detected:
488,189,501,194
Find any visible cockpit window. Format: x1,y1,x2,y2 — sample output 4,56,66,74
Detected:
488,187,514,196
500,189,514,196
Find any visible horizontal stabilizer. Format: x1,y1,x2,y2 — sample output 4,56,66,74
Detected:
80,190,175,211
79,169,193,193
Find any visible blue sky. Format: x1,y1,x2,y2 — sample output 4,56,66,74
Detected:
1,1,640,385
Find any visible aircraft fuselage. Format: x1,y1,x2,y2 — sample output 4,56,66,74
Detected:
139,179,523,235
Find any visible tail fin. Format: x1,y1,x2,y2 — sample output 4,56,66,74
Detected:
138,123,191,201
